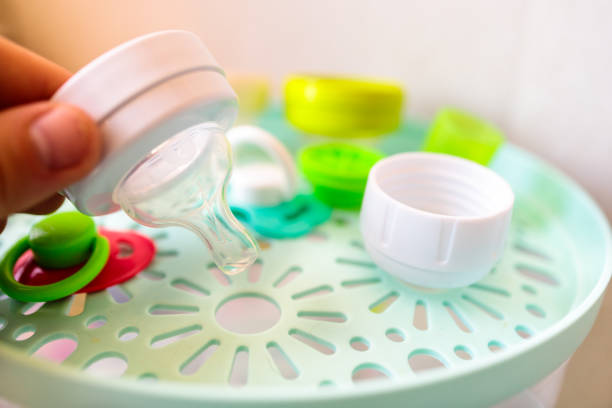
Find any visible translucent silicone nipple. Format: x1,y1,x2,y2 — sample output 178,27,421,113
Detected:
113,123,259,275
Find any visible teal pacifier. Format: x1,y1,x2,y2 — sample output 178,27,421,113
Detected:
226,126,331,238
231,195,331,239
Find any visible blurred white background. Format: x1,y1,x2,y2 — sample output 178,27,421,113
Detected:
1,1,612,406
0,0,612,223
2,0,611,221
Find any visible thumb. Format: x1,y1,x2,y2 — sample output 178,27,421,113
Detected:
0,102,102,217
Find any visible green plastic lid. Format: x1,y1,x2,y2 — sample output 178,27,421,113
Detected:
299,143,384,209
422,108,504,165
28,212,97,269
285,75,404,137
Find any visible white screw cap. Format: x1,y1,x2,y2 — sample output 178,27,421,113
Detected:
360,152,514,288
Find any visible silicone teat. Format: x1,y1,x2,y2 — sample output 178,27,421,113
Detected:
113,123,259,275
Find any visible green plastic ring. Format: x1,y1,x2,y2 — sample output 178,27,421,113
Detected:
0,235,110,302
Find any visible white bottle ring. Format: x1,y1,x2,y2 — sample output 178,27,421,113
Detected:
360,152,514,288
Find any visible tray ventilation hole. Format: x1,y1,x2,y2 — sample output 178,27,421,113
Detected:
443,301,472,333
341,277,381,288
84,352,128,377
289,328,335,355
336,258,376,269
488,340,505,352
86,316,107,329
454,345,473,360
385,328,406,342
515,325,533,339
21,302,45,316
516,264,559,286
319,380,335,387
522,284,537,295
107,285,131,304
291,285,333,300
151,325,202,348
526,304,546,318
352,363,391,383
514,243,551,261
31,334,77,363
66,293,87,316
297,311,347,323
140,270,165,281
156,249,178,257
180,339,220,375
229,346,249,387
14,325,35,341
469,284,511,297
350,337,370,351
149,304,199,315
273,266,302,288
171,279,209,297
118,327,139,341
208,264,231,286
350,240,365,250
408,349,447,373
267,342,299,379
150,231,168,241
369,291,399,314
139,373,157,382
247,260,263,283
216,294,280,334
413,300,428,330
461,294,503,320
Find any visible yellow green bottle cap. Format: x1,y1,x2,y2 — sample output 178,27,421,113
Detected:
299,143,384,209
422,108,504,165
285,75,404,137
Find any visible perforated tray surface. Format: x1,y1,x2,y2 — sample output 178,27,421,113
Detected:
0,114,609,408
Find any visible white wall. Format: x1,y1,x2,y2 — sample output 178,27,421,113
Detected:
3,0,611,219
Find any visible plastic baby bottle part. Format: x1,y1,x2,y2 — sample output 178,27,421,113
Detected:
113,123,258,275
299,143,385,209
360,152,514,288
50,30,259,274
284,75,404,137
226,125,297,207
423,108,505,165
0,212,110,302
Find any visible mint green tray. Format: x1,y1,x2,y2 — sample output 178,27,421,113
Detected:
0,114,609,408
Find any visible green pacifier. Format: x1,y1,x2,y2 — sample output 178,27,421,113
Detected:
299,143,384,209
0,212,110,302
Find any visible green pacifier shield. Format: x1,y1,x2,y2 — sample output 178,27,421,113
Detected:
423,108,504,165
299,143,384,209
0,212,110,302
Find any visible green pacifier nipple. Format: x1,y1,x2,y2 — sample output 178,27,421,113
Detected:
29,212,98,269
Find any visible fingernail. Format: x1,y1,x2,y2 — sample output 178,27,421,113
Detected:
30,106,92,170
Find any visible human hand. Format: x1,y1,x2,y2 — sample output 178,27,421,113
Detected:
0,37,102,233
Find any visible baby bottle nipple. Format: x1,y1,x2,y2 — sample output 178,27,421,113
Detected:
113,123,259,275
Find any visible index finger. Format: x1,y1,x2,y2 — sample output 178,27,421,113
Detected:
0,36,71,109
